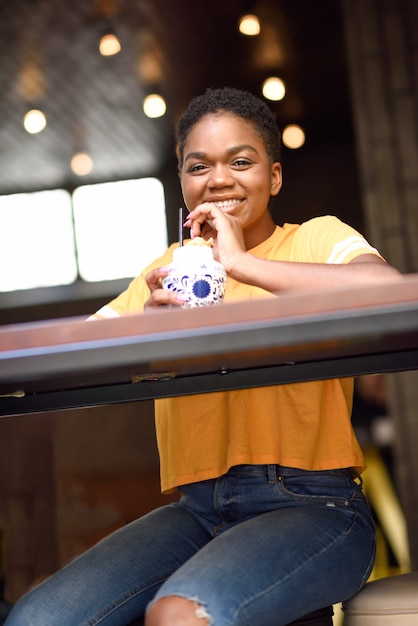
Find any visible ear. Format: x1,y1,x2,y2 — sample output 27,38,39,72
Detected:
270,162,282,196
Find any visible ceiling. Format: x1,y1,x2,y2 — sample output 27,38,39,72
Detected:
0,0,353,197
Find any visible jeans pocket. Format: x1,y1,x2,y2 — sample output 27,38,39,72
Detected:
276,470,357,507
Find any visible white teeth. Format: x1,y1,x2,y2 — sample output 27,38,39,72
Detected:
214,199,240,209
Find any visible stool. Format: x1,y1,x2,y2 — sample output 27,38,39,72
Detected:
343,572,418,625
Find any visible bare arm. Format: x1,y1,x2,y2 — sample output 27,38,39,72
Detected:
185,203,402,294
228,252,401,293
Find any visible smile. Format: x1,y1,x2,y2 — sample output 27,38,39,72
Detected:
213,199,241,209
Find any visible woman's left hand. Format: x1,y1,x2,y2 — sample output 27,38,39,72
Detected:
184,202,246,274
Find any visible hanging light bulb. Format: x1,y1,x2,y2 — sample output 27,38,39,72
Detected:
23,109,47,134
282,125,306,149
262,77,286,101
99,32,121,56
238,14,260,36
143,93,166,118
71,152,94,176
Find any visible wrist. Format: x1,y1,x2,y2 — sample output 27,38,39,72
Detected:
226,251,254,282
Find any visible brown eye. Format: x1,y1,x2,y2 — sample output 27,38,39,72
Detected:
189,163,207,173
233,159,251,167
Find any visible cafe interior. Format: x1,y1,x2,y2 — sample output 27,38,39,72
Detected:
0,0,417,623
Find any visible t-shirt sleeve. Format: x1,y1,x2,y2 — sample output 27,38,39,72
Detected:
294,215,383,264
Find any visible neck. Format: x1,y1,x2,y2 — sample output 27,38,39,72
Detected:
244,214,276,250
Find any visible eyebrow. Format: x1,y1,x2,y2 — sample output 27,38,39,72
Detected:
184,144,259,163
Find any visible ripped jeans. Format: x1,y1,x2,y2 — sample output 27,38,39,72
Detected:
5,465,375,626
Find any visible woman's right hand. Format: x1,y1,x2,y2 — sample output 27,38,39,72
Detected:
144,267,188,309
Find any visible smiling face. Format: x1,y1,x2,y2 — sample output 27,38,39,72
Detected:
180,112,282,247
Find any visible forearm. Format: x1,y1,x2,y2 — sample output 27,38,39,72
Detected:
228,252,402,294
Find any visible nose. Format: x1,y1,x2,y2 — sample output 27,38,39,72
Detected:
207,164,234,188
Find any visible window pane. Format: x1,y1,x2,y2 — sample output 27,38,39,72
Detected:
73,178,168,282
0,189,77,292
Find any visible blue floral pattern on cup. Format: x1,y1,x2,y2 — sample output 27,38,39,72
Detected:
162,247,227,308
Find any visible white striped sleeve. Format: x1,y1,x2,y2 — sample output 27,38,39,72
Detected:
326,236,380,264
89,305,121,320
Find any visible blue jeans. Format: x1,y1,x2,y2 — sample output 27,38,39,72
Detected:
5,465,375,626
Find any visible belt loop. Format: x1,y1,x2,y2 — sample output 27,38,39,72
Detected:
267,464,277,483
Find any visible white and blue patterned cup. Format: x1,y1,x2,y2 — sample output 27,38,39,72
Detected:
162,244,227,308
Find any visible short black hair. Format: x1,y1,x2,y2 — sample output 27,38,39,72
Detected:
176,86,281,169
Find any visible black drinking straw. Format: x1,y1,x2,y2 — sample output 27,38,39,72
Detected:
179,207,184,246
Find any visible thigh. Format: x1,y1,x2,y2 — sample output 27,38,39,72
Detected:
5,502,211,626
152,503,375,626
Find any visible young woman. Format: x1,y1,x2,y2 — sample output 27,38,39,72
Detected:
5,87,400,626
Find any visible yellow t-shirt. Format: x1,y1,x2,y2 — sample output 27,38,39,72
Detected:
94,216,381,493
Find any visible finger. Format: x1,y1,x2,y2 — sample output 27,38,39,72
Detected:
185,204,222,238
144,289,189,309
145,267,170,292
183,214,206,238
184,203,217,225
